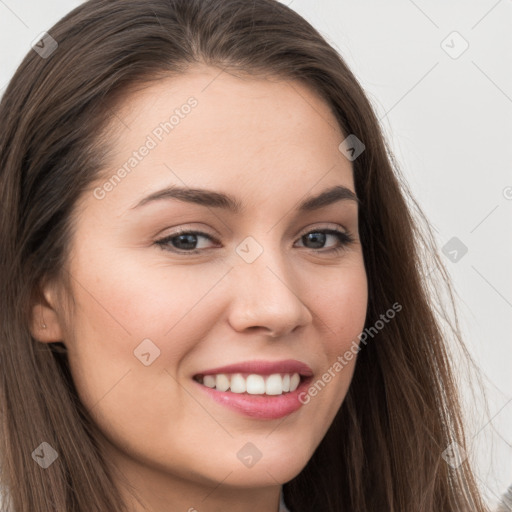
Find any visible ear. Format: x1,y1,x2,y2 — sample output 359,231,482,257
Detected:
29,280,66,343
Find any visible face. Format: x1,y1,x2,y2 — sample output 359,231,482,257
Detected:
36,66,367,508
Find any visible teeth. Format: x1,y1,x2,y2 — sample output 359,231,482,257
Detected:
230,373,246,393
215,374,230,392
290,373,300,392
282,374,290,392
265,374,283,395
203,375,216,388
246,375,265,394
197,372,302,395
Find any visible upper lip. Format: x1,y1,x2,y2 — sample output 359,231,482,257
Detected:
194,359,314,377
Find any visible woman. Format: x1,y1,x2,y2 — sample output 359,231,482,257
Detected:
0,0,490,510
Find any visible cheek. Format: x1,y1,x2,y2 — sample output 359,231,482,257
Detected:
304,263,367,412
314,261,368,351
100,252,227,335
62,249,226,406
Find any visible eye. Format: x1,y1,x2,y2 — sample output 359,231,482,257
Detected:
154,227,355,255
155,229,219,254
294,228,355,254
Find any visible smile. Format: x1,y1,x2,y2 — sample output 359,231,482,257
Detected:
192,360,314,419
193,372,302,395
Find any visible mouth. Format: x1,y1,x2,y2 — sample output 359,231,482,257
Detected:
193,372,309,396
191,360,314,419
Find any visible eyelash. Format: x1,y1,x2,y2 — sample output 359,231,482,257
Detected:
154,227,355,255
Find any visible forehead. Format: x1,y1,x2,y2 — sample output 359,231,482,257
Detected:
87,65,354,214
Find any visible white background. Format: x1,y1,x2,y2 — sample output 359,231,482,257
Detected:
1,0,511,508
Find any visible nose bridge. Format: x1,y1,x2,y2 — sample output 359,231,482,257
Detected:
227,234,312,335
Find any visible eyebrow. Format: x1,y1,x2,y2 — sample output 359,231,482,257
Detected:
130,184,359,214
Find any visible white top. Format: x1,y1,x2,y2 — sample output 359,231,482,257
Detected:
279,487,290,511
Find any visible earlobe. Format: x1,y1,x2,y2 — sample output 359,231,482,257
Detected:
29,286,65,343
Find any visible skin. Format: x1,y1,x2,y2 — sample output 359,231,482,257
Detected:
31,66,368,512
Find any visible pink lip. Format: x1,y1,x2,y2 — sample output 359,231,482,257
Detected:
192,359,314,420
193,377,313,419
194,359,314,378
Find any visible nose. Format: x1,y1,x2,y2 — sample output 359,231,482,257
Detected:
226,246,313,338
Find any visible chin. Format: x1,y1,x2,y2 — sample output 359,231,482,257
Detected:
215,447,313,487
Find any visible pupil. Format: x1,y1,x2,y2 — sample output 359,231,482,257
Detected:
305,232,325,249
175,234,197,249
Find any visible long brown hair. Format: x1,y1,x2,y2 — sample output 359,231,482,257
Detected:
0,0,488,510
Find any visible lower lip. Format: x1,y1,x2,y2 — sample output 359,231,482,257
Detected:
193,377,312,420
